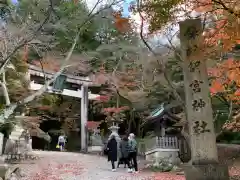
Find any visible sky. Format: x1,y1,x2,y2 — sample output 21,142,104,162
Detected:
11,0,18,4
122,0,133,17
87,0,134,15
10,0,134,23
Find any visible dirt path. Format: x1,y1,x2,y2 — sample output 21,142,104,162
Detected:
18,151,184,180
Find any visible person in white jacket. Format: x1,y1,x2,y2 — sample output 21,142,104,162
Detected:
57,133,66,151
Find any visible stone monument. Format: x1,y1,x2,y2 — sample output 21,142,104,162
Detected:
89,129,103,152
91,129,103,146
179,18,229,180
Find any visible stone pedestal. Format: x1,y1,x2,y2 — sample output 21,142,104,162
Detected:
88,129,103,153
184,164,229,180
0,156,8,178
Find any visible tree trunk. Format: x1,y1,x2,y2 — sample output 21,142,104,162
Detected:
0,71,10,106
0,82,10,106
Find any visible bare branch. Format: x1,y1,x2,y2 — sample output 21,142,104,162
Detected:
0,4,53,76
0,31,80,123
136,0,184,105
212,0,240,17
227,100,233,121
0,0,123,123
31,44,47,82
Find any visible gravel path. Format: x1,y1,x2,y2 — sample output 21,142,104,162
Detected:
18,151,185,180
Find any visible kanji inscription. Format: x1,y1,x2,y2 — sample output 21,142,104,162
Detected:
193,121,211,134
186,44,198,57
184,26,199,40
192,99,206,111
188,60,200,72
190,80,203,93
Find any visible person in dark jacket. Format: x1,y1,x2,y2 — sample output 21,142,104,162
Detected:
107,135,118,171
117,136,131,172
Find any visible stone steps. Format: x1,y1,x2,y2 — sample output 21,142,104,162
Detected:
8,125,24,141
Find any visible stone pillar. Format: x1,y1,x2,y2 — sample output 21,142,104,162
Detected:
81,85,88,152
0,133,3,155
179,19,229,180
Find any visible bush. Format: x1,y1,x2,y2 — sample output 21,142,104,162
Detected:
230,140,240,145
217,131,240,143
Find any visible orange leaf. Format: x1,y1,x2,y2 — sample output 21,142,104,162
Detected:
193,0,212,12
210,80,224,94
234,89,240,96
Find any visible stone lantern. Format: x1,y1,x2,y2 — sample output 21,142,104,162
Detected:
108,117,121,143
106,112,124,158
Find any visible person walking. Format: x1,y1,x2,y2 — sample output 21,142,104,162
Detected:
107,135,118,171
118,136,131,172
57,133,66,151
128,133,138,173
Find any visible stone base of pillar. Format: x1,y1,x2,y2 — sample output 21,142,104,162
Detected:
184,164,229,180
0,157,8,178
80,150,87,154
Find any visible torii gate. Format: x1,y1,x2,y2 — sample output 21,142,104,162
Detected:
28,64,100,152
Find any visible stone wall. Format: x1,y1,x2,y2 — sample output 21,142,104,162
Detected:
145,148,180,165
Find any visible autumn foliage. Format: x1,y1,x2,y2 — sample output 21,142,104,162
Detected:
86,121,100,130
138,0,240,53
102,106,129,124
223,112,240,132
209,57,240,131
113,11,131,33
209,58,240,103
103,106,129,113
95,95,110,102
32,59,60,71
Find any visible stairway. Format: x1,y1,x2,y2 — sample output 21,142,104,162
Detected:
5,124,25,155
4,125,36,162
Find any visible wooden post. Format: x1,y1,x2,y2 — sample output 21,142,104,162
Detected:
81,85,88,152
161,125,165,137
179,19,229,180
161,120,166,137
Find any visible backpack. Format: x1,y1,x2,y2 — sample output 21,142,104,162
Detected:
129,139,137,152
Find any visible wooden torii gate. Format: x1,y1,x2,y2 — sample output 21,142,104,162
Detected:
28,64,100,152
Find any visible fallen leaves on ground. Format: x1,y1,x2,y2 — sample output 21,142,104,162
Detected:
18,150,240,180
153,173,185,180
21,161,85,180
